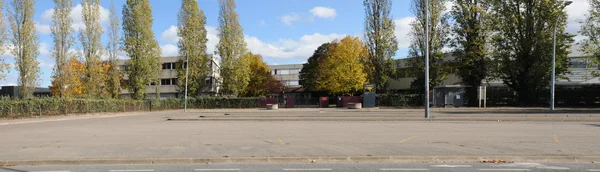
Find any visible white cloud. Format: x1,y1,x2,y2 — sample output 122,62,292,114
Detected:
39,42,51,57
259,20,266,26
394,17,416,49
157,26,218,55
39,3,110,35
160,25,179,43
1,45,15,59
245,33,346,59
35,22,52,35
280,6,337,26
309,6,337,18
206,26,219,54
280,13,314,26
565,0,590,39
160,44,179,57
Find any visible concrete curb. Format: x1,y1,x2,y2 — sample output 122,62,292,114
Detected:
2,156,599,166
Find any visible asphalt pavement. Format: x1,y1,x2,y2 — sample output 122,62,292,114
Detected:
2,163,600,172
1,108,600,166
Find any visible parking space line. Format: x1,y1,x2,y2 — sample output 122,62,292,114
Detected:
478,169,530,171
109,170,154,172
380,168,429,171
278,138,287,145
282,168,332,171
431,164,472,168
586,169,600,172
195,169,241,171
398,136,417,143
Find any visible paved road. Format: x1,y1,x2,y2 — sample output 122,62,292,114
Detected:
1,109,600,165
2,163,600,172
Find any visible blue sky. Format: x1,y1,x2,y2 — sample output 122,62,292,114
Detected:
0,0,590,87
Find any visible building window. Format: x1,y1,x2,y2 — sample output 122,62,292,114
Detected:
289,80,299,86
162,63,172,70
172,62,179,69
279,69,290,75
161,79,171,85
289,68,300,74
205,77,213,85
171,78,178,85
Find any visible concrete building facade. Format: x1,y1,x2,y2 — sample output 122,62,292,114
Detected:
117,55,220,99
268,64,303,88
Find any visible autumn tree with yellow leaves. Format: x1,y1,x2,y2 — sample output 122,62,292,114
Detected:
316,36,368,95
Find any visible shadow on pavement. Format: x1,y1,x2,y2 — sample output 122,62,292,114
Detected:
438,110,600,114
0,167,27,172
584,123,600,127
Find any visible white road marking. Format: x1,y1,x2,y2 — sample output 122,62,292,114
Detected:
431,164,472,168
109,170,154,172
586,169,600,172
478,169,531,171
380,168,429,171
282,168,333,171
195,169,241,171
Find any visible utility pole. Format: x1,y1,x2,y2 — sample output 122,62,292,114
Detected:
425,0,430,118
551,0,573,111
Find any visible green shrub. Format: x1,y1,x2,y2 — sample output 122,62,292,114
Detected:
0,97,260,119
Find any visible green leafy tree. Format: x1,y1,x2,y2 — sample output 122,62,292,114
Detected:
299,42,330,91
216,0,249,97
580,0,600,76
0,0,9,80
363,0,399,91
450,0,493,106
106,0,122,98
407,0,450,93
122,0,162,99
79,0,105,97
490,0,574,105
176,0,209,97
241,52,282,97
316,36,368,95
8,0,40,98
50,0,74,98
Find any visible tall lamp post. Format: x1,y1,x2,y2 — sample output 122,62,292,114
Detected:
551,0,573,111
425,0,430,118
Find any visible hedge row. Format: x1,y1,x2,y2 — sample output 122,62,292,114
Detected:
376,94,422,107
0,97,259,119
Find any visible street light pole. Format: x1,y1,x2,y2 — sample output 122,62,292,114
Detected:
184,56,189,112
551,0,572,111
425,0,430,118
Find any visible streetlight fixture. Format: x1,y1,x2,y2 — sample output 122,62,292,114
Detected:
425,0,430,118
550,0,573,111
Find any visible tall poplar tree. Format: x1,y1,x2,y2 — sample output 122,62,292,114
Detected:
407,0,450,92
0,0,8,80
8,0,40,98
122,0,162,99
106,0,122,98
79,0,104,97
451,0,493,106
216,0,248,97
176,0,209,97
50,0,74,97
363,0,399,91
